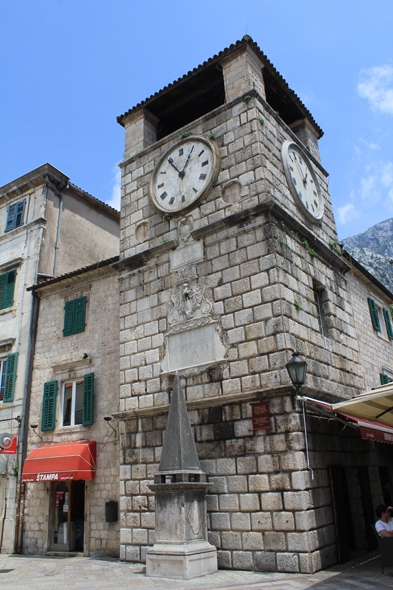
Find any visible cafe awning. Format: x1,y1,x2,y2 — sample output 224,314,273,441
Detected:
302,396,393,444
22,441,96,482
332,383,393,429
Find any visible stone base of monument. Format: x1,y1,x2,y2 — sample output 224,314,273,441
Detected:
146,540,217,579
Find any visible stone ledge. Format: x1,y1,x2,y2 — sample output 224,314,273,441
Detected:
114,240,177,272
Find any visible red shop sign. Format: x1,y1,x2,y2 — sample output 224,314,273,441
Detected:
252,402,271,430
0,437,17,454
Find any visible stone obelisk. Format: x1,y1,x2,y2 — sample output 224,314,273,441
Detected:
146,373,217,579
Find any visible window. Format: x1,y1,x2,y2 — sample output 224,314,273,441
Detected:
0,270,16,310
63,296,86,336
5,199,26,232
313,289,324,335
0,359,7,401
41,373,94,431
381,373,390,385
1,353,18,402
63,380,84,426
368,297,381,332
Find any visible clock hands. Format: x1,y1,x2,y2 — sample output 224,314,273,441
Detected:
168,145,195,179
180,145,194,177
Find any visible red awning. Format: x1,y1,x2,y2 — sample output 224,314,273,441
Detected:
22,441,96,482
302,397,393,444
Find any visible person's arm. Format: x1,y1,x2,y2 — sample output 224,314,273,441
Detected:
378,529,393,538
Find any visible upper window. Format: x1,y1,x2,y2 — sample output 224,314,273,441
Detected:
368,297,381,332
5,199,26,232
63,296,86,337
0,353,18,403
368,297,393,339
0,358,7,401
0,270,16,310
313,290,324,335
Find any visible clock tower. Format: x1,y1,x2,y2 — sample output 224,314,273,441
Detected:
115,36,363,573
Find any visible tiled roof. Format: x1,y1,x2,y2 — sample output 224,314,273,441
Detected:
27,255,119,291
117,35,323,138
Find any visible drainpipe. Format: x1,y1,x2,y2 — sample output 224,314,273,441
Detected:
14,289,40,554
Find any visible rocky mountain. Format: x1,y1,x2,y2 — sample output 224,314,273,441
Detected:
342,218,393,293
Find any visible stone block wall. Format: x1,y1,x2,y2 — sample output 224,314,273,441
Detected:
346,265,393,390
119,395,392,572
23,266,120,557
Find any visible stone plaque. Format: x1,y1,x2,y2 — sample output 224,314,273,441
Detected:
161,322,225,376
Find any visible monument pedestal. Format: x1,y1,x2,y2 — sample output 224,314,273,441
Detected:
146,540,217,579
146,481,217,579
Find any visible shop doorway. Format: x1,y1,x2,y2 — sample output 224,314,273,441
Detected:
52,480,85,552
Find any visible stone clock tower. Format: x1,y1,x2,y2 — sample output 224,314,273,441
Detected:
114,37,363,573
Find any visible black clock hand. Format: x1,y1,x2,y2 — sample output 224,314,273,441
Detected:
168,157,181,174
181,145,194,177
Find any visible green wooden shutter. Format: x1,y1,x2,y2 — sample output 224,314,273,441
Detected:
3,352,18,402
74,296,86,334
82,373,94,426
383,309,393,340
5,203,16,232
63,300,76,336
15,199,26,228
380,373,390,385
368,297,381,331
0,273,7,310
41,381,58,431
4,270,16,309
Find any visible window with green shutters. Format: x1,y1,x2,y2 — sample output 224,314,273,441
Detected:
59,373,94,428
5,199,26,232
2,352,18,402
41,381,58,431
368,297,381,332
380,373,390,385
0,270,16,310
383,309,393,340
63,296,86,336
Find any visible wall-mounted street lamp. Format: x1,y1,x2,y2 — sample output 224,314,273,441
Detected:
29,424,42,440
286,352,307,408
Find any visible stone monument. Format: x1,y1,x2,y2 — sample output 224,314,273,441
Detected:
146,373,217,579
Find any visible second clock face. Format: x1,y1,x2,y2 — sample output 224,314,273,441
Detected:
281,140,324,223
149,135,220,214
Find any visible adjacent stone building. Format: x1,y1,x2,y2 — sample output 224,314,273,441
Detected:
0,164,119,553
113,36,393,573
21,258,120,556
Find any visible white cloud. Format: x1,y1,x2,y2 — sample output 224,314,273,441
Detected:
359,138,380,151
337,202,359,224
105,164,121,211
357,65,393,114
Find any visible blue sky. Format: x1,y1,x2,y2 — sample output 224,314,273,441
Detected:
1,0,392,240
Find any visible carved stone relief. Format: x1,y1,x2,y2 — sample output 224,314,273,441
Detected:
161,266,226,376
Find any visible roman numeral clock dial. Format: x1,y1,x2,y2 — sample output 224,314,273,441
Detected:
149,135,220,215
281,140,324,224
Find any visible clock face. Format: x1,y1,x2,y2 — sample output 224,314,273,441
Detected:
149,135,220,214
281,140,323,223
